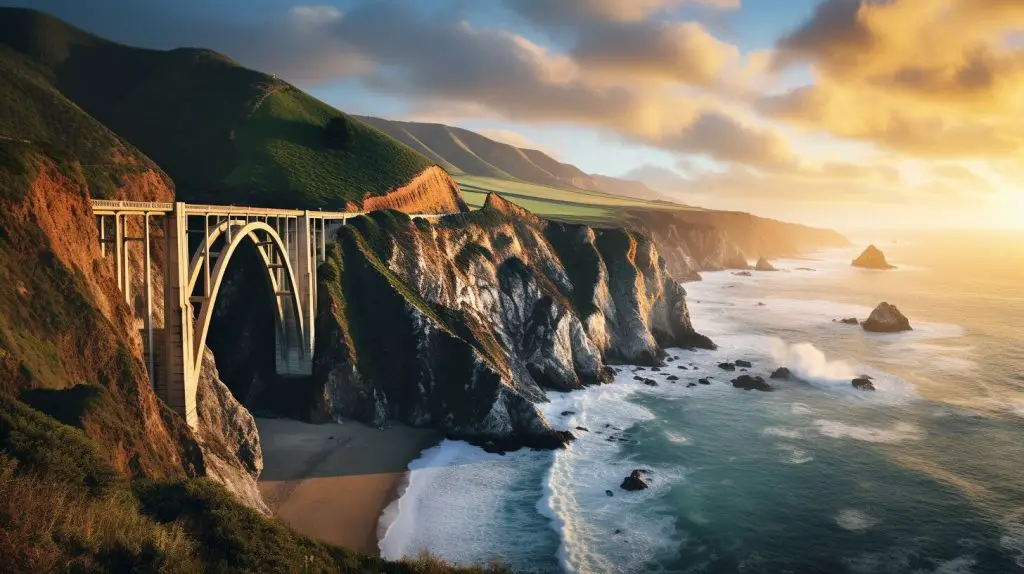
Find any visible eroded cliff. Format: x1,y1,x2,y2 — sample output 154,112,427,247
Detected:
304,193,714,450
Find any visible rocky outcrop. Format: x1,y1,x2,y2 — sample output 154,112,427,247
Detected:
309,193,714,450
851,376,876,391
356,166,468,214
770,367,792,380
620,469,650,491
836,317,859,325
194,349,268,513
755,257,777,271
862,302,912,333
852,245,896,270
732,375,772,391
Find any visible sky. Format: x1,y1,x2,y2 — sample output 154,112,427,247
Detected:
13,0,1024,231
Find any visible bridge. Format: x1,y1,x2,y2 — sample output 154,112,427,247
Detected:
91,200,441,428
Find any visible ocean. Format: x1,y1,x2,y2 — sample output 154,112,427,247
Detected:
378,231,1024,573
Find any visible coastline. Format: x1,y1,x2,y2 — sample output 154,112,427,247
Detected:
255,417,440,555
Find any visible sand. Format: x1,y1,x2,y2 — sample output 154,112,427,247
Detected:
256,417,439,555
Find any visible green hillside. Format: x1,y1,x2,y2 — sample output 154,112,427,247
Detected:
356,116,681,202
0,7,434,209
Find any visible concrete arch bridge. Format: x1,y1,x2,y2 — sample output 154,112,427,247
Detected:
91,200,441,428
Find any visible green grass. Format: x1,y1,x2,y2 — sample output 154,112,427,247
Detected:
0,7,439,209
457,175,702,224
226,89,433,208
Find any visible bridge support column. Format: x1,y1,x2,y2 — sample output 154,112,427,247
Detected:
274,212,315,376
161,202,198,428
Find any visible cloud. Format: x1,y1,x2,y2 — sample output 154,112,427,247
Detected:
571,20,740,86
765,0,1024,158
506,0,739,26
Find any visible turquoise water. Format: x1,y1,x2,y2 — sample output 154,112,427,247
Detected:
380,234,1024,573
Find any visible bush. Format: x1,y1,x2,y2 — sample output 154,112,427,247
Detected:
325,116,356,151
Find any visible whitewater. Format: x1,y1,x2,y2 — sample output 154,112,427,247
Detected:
379,239,1024,573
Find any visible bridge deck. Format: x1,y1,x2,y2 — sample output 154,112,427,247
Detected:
91,199,445,220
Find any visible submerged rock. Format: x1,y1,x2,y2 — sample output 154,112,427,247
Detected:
852,245,896,270
836,317,859,325
718,362,737,371
620,470,650,491
852,376,876,391
770,367,792,380
731,375,773,392
735,360,753,368
755,257,778,271
862,302,912,333
698,378,711,385
732,271,753,277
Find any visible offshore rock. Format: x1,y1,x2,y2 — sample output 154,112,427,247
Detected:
620,470,650,491
310,194,713,451
862,302,912,333
852,245,896,270
732,375,773,392
755,257,778,271
770,367,792,380
852,376,876,391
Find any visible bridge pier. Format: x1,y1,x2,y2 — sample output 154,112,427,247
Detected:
162,202,198,427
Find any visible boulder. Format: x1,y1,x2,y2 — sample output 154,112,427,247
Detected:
698,378,711,385
718,362,737,371
852,245,896,270
606,490,614,497
862,302,912,333
561,410,576,416
770,367,792,380
755,257,778,272
642,379,658,387
836,317,859,325
620,470,650,491
731,375,773,392
666,375,679,381
735,360,753,368
852,376,876,391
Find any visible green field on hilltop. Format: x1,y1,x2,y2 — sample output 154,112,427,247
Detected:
456,175,702,224
225,88,433,209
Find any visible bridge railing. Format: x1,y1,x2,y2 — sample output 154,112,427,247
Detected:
92,200,453,222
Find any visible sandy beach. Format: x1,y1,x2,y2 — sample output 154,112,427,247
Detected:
256,418,439,555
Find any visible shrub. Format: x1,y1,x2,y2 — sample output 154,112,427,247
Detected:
325,116,356,151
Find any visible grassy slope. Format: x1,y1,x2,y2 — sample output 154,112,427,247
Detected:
226,88,432,208
0,7,435,209
457,175,701,225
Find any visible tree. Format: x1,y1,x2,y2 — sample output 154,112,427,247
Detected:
324,116,355,151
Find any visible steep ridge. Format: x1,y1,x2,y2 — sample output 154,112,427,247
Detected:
299,194,714,450
357,115,671,202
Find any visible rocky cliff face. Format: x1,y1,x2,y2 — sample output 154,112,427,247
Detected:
356,166,468,214
305,193,713,450
626,208,848,281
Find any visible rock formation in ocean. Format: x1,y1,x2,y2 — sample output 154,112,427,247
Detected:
755,257,778,271
770,367,792,380
732,375,773,391
851,376,876,391
620,469,650,491
305,193,715,451
862,302,913,333
852,245,897,270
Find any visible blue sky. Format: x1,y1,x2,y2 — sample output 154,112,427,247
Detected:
11,0,1024,229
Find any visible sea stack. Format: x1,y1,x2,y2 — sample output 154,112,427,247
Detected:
862,302,912,333
755,257,778,271
852,245,896,270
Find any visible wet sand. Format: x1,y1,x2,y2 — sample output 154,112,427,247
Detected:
256,418,439,555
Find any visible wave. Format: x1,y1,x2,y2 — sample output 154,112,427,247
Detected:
762,427,802,439
776,444,814,464
1002,522,1024,568
813,420,924,444
538,380,684,574
835,509,878,531
378,440,555,568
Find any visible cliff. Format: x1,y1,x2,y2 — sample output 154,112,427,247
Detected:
356,166,468,214
299,194,713,450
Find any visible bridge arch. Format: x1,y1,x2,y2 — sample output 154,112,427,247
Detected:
187,220,309,396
